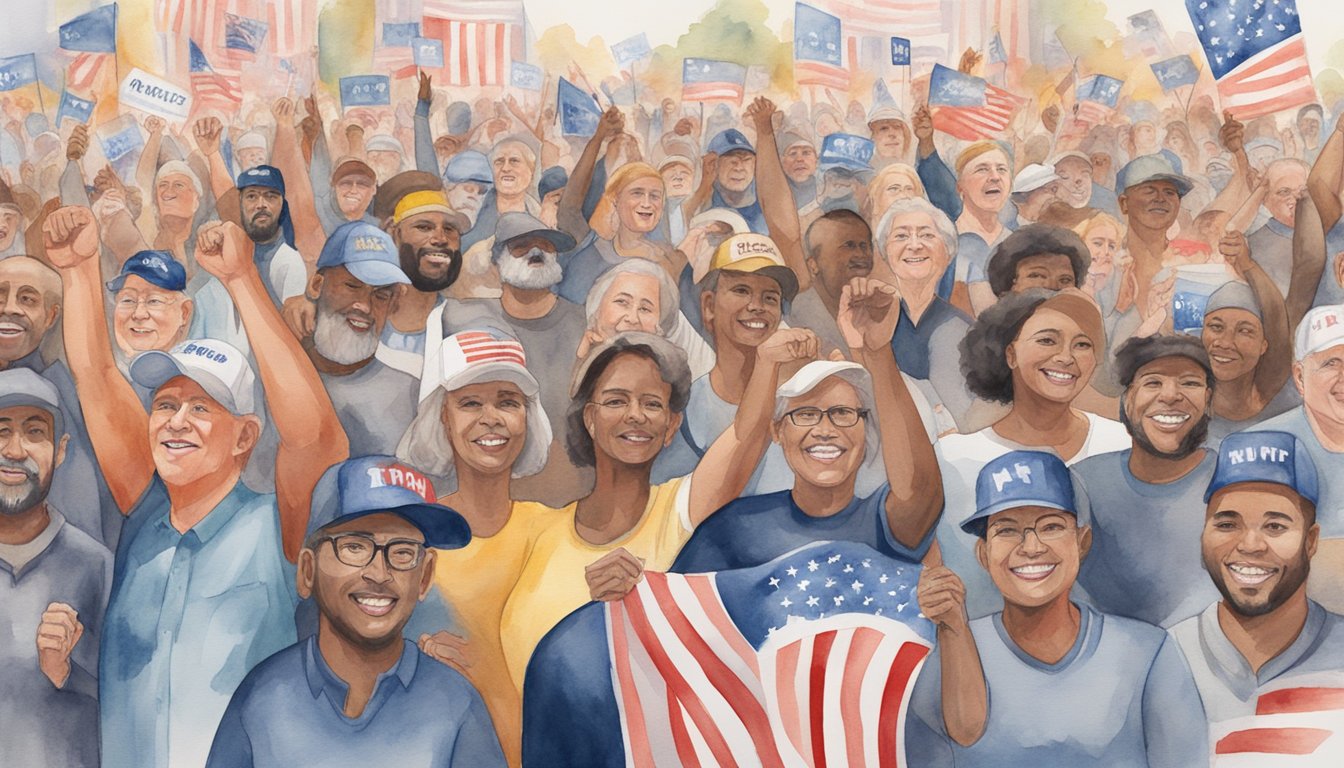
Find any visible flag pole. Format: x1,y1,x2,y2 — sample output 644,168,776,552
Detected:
35,55,50,124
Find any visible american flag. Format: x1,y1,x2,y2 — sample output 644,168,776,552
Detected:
682,58,747,104
607,542,934,767
448,330,527,368
420,0,524,87
1075,74,1123,126
1211,686,1344,766
1186,0,1316,120
795,3,850,91
65,52,112,96
817,0,945,69
928,64,1026,142
189,39,242,111
157,1,317,62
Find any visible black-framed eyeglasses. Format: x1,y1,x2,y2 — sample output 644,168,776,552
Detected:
782,406,869,428
320,533,427,571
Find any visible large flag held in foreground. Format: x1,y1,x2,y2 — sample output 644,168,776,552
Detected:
928,63,1026,141
1186,0,1315,119
608,542,934,767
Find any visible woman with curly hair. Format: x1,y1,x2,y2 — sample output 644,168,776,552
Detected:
934,288,1130,619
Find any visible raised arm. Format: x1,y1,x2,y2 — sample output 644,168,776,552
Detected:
191,117,237,207
58,124,90,206
1288,190,1327,330
1208,113,1254,222
195,221,349,561
746,96,810,293
558,107,622,241
269,97,326,263
1308,115,1344,232
1221,231,1291,403
43,207,154,512
134,117,165,195
839,277,944,548
413,73,440,174
687,328,819,526
913,106,963,222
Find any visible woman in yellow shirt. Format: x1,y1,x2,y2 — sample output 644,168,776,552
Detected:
396,328,558,767
499,328,817,692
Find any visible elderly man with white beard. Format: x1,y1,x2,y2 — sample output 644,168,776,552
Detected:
439,212,588,506
305,221,420,457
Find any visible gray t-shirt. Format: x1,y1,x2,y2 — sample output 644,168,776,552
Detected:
1206,381,1301,448
320,359,419,457
0,509,112,768
1073,449,1221,627
1247,218,1294,298
1255,406,1344,538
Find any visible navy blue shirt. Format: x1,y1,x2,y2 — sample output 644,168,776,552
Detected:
892,297,971,379
711,185,768,234
207,637,505,768
670,483,932,573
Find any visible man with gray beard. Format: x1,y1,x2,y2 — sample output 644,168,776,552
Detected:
0,368,112,768
440,212,588,505
306,221,420,456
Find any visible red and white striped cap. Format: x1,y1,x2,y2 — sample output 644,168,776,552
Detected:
432,329,538,397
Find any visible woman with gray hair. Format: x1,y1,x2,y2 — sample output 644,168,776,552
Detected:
875,196,978,431
498,327,817,693
395,327,553,765
578,258,716,378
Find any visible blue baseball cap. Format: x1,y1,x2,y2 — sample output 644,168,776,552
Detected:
306,456,471,550
961,450,1077,537
1204,431,1319,506
538,166,568,199
1116,153,1193,197
708,128,755,156
818,132,875,172
106,250,187,293
444,150,493,185
235,165,296,249
316,221,410,287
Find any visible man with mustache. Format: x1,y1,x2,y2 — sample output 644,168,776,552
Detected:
1072,334,1222,627
306,221,418,457
206,457,505,767
0,369,112,768
440,213,586,506
1172,431,1344,760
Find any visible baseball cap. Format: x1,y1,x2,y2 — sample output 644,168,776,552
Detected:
316,221,410,287
707,128,755,156
374,170,443,221
130,339,256,415
306,456,471,550
1049,150,1093,168
866,105,907,126
538,166,569,199
1012,163,1062,195
703,232,800,301
444,102,473,136
493,212,577,254
0,368,64,437
236,164,286,194
235,131,267,152
444,150,493,185
1294,304,1344,361
106,250,187,293
365,134,403,154
1116,153,1193,197
657,154,696,173
331,156,377,184
961,450,1077,537
392,189,469,233
688,207,751,235
1204,431,1319,506
818,133,875,173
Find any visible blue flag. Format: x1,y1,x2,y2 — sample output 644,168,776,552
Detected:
0,54,37,92
928,63,986,108
1186,0,1302,80
872,77,897,110
510,61,543,91
611,33,651,67
988,31,1007,65
57,91,95,126
224,12,269,55
412,37,444,68
890,37,911,66
382,22,419,48
339,75,391,109
558,76,602,137
1080,75,1123,107
819,133,875,171
188,39,212,73
1151,55,1199,91
60,4,117,53
794,3,843,67
100,121,144,162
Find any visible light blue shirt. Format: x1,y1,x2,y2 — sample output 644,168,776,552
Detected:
1255,406,1344,538
907,605,1208,767
101,476,298,768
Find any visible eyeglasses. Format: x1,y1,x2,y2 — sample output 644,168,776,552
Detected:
987,516,1076,544
320,533,427,571
782,406,869,428
116,295,178,312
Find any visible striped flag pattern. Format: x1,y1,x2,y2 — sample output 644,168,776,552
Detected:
189,39,242,111
816,0,946,68
607,544,933,767
419,0,524,87
1187,0,1316,120
451,331,527,367
682,59,747,104
66,52,112,95
929,66,1026,142
1211,686,1344,766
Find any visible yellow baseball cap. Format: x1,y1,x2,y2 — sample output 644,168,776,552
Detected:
705,233,799,301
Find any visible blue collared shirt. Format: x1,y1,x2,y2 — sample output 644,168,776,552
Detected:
207,637,506,768
101,476,298,768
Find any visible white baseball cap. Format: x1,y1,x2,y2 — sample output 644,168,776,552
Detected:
130,339,256,415
1012,163,1062,195
1295,304,1344,361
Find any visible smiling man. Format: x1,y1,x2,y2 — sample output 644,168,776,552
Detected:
1072,334,1221,627
705,128,768,234
785,209,874,356
1171,431,1344,761
206,456,505,768
106,250,193,367
907,449,1207,767
46,208,348,768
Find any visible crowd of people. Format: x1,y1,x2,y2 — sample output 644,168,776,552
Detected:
2,29,1344,768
